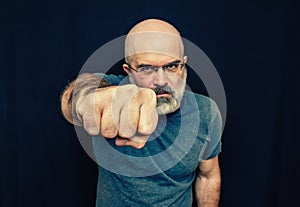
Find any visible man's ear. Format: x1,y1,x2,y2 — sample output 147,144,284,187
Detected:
183,55,188,64
123,64,130,75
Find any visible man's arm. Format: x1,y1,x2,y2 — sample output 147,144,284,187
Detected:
195,156,221,207
60,73,158,149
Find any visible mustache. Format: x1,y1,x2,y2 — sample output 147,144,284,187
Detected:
152,86,174,95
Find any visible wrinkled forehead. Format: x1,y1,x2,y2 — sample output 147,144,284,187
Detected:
125,31,184,61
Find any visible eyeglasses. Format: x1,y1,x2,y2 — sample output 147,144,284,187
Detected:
126,61,184,76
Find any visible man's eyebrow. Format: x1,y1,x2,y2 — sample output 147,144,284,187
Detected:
137,60,181,68
137,63,153,68
164,60,181,65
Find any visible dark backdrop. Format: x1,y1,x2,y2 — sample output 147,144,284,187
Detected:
1,0,299,206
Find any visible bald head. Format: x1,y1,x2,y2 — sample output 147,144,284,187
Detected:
125,19,184,63
128,19,181,35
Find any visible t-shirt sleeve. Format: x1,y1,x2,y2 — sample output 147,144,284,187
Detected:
202,100,223,160
94,73,127,85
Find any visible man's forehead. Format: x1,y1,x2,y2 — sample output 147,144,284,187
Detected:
131,53,180,65
125,31,184,60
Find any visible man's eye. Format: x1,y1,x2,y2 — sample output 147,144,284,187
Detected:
165,64,178,70
141,66,154,72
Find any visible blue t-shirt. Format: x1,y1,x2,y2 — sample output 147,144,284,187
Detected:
92,74,222,207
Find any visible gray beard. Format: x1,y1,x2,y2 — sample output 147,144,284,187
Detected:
128,70,187,115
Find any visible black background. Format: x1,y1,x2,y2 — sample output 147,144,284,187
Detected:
1,0,299,206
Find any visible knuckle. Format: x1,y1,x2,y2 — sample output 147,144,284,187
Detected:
83,121,99,135
138,127,153,135
118,130,136,139
126,84,138,91
96,87,114,102
122,84,138,95
101,128,117,138
140,89,156,105
101,123,117,138
86,128,100,136
142,88,156,98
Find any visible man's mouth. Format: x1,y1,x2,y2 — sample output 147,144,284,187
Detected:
153,88,171,97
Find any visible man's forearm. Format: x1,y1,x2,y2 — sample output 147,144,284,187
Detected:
60,73,110,125
195,170,221,207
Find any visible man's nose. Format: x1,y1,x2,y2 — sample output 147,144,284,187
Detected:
153,68,168,87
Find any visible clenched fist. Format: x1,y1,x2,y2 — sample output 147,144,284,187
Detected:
76,84,158,149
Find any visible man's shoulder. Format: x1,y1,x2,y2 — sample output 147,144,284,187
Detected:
185,90,210,102
183,90,221,123
184,90,218,111
94,73,127,85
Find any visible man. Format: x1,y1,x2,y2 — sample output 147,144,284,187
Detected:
61,18,222,206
